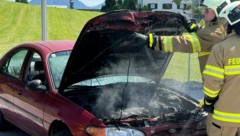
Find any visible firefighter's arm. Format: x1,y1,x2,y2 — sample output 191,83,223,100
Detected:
146,32,202,53
202,45,224,113
146,33,162,51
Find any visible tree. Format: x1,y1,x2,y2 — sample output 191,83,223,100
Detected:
142,5,151,11
101,0,116,12
113,4,122,10
192,7,202,15
172,0,182,5
117,0,123,5
122,0,137,10
101,0,137,12
15,0,28,4
22,0,28,3
185,3,192,10
113,0,122,10
105,0,116,7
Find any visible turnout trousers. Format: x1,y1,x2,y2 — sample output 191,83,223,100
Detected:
207,114,240,136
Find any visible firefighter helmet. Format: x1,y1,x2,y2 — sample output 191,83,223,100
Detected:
219,1,240,25
201,0,232,16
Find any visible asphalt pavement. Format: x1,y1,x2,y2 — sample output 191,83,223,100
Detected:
0,124,29,136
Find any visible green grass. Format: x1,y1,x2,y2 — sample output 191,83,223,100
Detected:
0,0,202,83
163,52,202,83
0,0,102,56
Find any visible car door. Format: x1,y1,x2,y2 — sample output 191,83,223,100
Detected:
0,49,28,124
12,51,47,136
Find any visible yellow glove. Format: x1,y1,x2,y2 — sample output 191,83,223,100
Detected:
197,99,204,108
179,13,198,32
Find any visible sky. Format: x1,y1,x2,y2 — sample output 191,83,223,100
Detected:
79,0,105,6
7,0,105,7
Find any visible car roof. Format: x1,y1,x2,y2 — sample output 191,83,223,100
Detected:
0,40,75,64
22,40,75,52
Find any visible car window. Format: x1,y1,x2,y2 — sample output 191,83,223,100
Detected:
48,50,71,89
24,52,47,86
1,50,28,79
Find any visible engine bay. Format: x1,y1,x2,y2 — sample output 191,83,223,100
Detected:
65,83,205,128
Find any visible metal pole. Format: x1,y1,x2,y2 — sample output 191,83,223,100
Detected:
188,53,191,82
41,0,47,41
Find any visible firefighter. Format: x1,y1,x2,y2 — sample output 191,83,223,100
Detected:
147,0,227,76
203,1,240,135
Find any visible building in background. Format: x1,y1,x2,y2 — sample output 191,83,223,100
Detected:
138,0,197,17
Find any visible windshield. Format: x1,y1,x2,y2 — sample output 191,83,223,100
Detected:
71,75,156,87
49,50,71,89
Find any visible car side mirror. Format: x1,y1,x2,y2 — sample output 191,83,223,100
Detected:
26,79,47,92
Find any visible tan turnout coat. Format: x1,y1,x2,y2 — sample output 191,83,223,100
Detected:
153,19,226,74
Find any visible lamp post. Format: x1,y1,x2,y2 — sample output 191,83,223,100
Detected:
41,0,47,41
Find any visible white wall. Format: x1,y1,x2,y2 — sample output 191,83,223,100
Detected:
141,0,193,15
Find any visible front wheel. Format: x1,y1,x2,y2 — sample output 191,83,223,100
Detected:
49,123,72,136
52,129,72,136
0,111,8,130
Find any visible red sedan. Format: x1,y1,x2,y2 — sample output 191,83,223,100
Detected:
0,40,106,136
0,11,207,136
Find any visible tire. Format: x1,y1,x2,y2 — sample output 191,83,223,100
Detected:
0,111,8,130
49,123,73,136
52,129,72,136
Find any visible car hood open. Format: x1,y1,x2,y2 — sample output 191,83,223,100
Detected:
59,10,185,93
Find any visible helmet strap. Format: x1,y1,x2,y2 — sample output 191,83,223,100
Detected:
233,22,240,35
211,16,217,22
227,24,233,34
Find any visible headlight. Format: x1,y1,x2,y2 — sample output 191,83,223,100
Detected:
85,126,146,136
